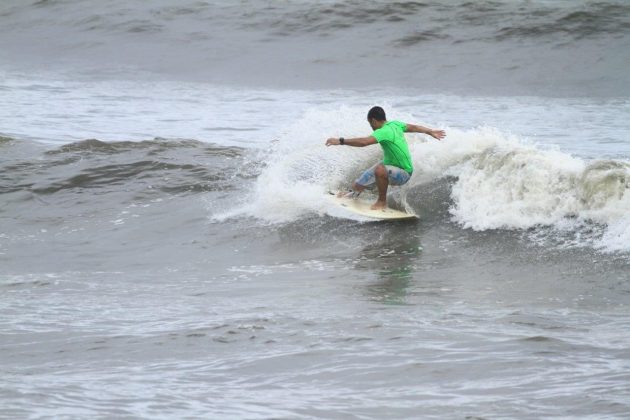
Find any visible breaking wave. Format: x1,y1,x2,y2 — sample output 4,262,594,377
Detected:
230,108,630,253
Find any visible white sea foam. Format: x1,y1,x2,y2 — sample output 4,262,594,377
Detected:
448,137,586,230
445,134,629,252
222,106,386,223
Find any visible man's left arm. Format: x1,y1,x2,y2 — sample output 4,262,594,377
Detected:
405,123,446,141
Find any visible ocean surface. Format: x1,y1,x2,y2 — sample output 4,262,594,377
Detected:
1,1,630,418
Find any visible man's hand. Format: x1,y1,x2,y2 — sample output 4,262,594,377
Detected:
326,137,341,146
429,129,446,141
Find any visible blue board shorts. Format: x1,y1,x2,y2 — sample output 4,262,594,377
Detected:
355,163,411,187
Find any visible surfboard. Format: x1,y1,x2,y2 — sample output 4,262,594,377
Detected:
327,192,418,221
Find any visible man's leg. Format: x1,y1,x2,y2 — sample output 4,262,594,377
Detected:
337,182,366,198
371,164,388,210
339,163,377,198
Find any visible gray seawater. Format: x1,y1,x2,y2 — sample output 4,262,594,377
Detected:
1,1,630,419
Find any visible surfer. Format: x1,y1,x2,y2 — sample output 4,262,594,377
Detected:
326,106,446,210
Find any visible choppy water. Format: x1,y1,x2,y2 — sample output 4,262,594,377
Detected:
1,1,630,419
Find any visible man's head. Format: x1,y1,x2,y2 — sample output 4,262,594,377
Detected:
367,106,386,130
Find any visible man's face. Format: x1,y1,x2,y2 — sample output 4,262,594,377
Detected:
368,118,377,130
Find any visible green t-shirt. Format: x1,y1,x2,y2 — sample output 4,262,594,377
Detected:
372,120,412,174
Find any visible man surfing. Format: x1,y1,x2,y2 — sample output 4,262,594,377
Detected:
325,106,446,210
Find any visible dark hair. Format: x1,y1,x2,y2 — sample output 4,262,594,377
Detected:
367,106,386,121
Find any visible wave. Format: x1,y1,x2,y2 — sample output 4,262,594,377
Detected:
45,138,242,157
228,108,629,253
0,138,250,196
2,120,627,253
492,4,630,41
16,1,629,43
1,0,628,95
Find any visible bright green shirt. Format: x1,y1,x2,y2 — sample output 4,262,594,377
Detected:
372,120,412,174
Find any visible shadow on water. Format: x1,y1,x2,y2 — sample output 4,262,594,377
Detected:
273,215,423,305
354,227,423,306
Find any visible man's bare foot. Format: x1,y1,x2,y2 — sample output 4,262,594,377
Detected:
370,200,387,210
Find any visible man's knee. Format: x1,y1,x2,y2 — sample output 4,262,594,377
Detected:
374,164,387,178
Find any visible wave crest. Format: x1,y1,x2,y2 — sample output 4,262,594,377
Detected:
448,137,629,252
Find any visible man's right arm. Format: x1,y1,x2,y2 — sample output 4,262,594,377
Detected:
325,136,377,147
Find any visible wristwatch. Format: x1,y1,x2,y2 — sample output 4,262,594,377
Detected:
339,137,345,145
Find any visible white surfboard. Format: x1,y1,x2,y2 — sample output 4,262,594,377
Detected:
327,192,418,221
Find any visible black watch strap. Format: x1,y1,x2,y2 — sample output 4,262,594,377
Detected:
339,137,345,145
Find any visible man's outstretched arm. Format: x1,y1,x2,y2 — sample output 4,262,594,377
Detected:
405,124,446,140
326,136,377,147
